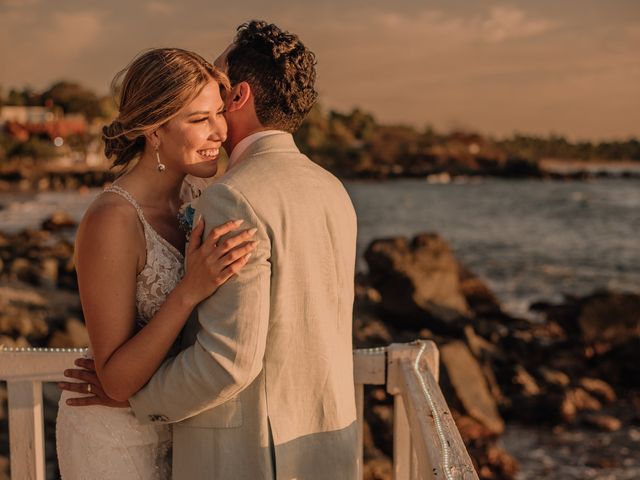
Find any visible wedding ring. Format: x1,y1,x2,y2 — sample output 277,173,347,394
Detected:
86,384,92,394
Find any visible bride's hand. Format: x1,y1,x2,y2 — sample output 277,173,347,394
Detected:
177,217,257,307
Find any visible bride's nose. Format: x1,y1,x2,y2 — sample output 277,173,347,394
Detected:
209,116,227,143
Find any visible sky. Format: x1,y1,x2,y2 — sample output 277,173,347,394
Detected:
1,0,639,141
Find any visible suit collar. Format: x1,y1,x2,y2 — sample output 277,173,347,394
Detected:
228,130,282,167
229,131,299,169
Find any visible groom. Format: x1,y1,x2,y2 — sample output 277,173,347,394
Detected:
68,20,358,479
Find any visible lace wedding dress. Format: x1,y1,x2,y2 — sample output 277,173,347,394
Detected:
56,184,188,479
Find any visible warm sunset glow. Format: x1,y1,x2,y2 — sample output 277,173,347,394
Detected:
1,0,638,140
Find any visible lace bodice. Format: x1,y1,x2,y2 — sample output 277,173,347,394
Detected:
104,185,185,326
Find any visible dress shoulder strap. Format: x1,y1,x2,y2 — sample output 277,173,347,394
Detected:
103,184,149,228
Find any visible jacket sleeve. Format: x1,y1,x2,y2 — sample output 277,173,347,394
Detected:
129,182,271,424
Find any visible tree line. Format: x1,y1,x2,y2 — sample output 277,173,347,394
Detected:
1,81,639,170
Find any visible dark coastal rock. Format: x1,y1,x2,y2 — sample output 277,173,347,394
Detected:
9,257,37,283
0,455,8,480
362,457,392,480
0,385,6,421
41,211,76,231
578,378,616,404
0,166,114,192
353,314,394,348
469,442,520,480
48,317,89,349
458,265,502,316
1,229,76,290
581,413,622,432
440,341,505,435
364,234,471,332
577,292,640,348
0,311,48,340
0,288,49,342
38,257,59,289
0,283,81,352
538,367,570,388
596,337,640,389
0,335,29,349
512,365,541,396
455,413,497,442
561,388,602,423
534,291,640,351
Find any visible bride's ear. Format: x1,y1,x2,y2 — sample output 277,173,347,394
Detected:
226,82,251,113
144,130,160,149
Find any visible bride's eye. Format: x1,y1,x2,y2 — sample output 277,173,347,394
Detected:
190,117,208,123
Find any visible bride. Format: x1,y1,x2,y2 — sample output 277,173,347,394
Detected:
56,48,257,479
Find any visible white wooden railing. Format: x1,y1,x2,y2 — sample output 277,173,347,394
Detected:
0,341,477,479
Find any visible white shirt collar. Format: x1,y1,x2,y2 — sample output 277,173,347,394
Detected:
228,130,283,169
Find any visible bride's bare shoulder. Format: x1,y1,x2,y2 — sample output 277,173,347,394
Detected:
77,192,143,249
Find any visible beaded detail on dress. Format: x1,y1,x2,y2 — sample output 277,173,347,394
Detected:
104,185,185,326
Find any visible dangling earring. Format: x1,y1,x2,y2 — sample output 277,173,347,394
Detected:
155,146,166,172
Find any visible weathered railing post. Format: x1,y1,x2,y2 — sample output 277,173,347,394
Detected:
353,347,387,479
387,341,439,480
7,380,45,480
387,341,478,480
0,347,87,480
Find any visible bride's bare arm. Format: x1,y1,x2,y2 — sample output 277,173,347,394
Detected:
67,201,257,403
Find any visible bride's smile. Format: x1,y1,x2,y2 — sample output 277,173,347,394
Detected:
156,80,228,179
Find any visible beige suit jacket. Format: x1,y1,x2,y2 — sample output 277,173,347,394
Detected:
129,132,358,479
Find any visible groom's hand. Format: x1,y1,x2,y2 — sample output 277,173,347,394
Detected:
58,358,130,408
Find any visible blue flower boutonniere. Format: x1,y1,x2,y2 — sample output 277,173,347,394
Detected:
177,204,196,240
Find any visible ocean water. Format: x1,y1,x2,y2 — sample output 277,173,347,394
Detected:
1,177,638,318
346,178,640,317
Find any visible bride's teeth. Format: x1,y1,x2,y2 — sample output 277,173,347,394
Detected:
198,149,218,158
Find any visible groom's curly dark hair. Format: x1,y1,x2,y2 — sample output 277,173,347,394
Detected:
226,20,318,133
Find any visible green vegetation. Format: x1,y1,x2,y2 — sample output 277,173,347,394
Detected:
6,136,60,160
497,134,640,162
1,82,638,173
295,105,640,176
1,81,114,121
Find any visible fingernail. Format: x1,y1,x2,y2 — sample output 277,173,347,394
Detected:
195,215,202,226
234,219,244,225
64,370,70,375
248,228,257,235
57,383,64,388
245,253,252,260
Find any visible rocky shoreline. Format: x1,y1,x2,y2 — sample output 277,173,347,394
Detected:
0,158,639,194
0,165,114,192
355,234,640,479
1,219,639,479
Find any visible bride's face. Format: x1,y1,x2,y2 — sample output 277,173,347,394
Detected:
156,80,227,178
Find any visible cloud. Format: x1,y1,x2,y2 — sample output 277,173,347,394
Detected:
39,12,103,59
145,1,175,15
0,1,636,139
480,6,559,43
0,0,40,8
366,6,559,46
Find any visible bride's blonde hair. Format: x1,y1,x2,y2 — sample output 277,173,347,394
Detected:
103,48,230,168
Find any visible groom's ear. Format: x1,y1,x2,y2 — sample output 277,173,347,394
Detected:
226,82,252,113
